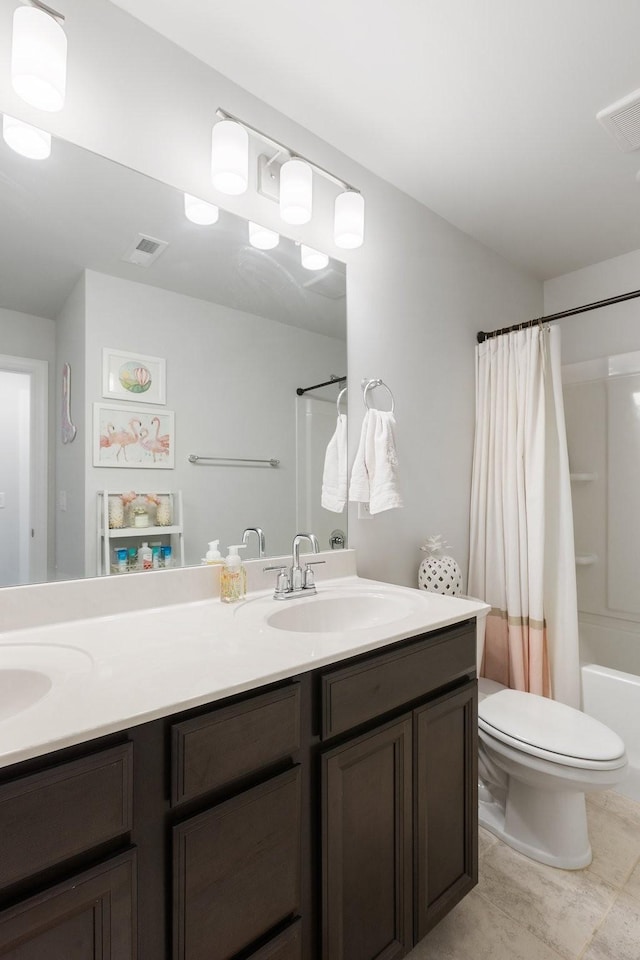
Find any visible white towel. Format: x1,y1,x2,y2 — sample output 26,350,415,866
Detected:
321,413,348,512
349,409,403,514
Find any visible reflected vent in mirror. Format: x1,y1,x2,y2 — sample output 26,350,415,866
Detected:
122,233,169,267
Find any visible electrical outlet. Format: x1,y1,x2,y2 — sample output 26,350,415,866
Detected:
358,501,374,520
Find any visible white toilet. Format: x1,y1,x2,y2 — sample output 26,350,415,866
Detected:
478,678,628,869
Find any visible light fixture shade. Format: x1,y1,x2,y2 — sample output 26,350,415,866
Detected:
249,221,279,250
11,6,67,112
300,244,328,271
2,114,51,159
184,193,219,225
211,120,249,195
280,158,312,224
335,191,365,248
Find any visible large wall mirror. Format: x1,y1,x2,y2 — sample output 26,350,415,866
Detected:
0,134,347,587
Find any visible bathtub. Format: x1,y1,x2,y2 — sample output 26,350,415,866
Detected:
582,663,640,802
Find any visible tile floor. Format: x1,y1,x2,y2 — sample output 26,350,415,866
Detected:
408,790,640,960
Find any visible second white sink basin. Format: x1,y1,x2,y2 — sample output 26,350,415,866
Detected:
0,643,94,722
0,669,52,722
266,592,417,633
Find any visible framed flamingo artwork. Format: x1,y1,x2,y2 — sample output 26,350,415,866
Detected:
102,348,166,404
93,404,175,468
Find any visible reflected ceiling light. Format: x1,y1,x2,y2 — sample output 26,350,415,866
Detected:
334,190,365,249
11,3,67,112
211,119,249,195
300,244,328,271
249,221,279,250
280,158,313,225
2,114,51,159
184,193,219,225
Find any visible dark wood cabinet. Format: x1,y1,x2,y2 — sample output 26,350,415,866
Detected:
414,681,478,938
0,618,477,960
173,767,302,960
0,851,136,960
322,716,413,960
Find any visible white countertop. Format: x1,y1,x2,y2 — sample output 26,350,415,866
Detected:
0,575,487,769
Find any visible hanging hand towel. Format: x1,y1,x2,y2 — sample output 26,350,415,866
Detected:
349,409,403,514
321,413,348,512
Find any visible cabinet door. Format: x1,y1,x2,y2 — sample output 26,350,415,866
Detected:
322,716,413,960
173,767,301,960
414,681,478,938
0,851,136,960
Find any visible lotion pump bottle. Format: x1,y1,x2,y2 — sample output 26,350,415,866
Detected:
220,544,247,603
203,540,223,565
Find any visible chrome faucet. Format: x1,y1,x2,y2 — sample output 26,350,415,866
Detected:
264,532,325,600
242,527,266,558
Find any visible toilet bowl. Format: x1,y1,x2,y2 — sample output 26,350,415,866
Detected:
478,678,628,869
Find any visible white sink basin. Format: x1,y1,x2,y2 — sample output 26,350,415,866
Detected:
265,592,417,633
0,644,94,722
0,669,52,722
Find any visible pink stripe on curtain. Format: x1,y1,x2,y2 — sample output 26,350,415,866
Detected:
483,613,550,697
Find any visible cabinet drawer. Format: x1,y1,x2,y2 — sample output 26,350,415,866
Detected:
0,743,133,888
171,683,301,805
321,622,475,739
173,766,301,960
249,919,302,960
0,851,136,960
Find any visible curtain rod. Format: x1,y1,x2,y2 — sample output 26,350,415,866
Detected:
476,288,640,344
296,375,346,396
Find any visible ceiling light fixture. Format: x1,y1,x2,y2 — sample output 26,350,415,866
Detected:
211,119,249,195
334,190,365,249
249,221,279,250
11,1,67,112
2,113,51,159
300,245,329,271
184,193,219,225
215,108,365,247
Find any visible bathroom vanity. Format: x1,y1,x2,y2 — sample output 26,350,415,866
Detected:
0,567,484,960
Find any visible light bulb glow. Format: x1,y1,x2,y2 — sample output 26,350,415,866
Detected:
184,193,219,225
2,114,51,159
11,7,67,112
334,191,365,248
249,221,279,250
300,244,328,271
280,158,313,224
211,120,249,195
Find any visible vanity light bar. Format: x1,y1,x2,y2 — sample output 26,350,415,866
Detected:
215,108,357,193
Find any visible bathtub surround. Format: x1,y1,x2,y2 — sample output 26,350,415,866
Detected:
469,326,580,706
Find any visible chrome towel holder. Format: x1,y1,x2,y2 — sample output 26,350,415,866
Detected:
361,378,395,413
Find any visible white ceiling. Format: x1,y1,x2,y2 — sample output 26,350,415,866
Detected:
110,0,640,280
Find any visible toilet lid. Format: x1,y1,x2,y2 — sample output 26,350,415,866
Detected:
478,689,626,762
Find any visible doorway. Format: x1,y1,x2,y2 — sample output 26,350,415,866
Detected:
0,355,48,586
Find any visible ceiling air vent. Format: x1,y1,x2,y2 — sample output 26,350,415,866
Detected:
122,233,169,267
597,89,640,152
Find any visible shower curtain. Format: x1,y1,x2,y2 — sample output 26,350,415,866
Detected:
468,325,580,707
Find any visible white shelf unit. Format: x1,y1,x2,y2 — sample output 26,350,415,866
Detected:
97,490,185,575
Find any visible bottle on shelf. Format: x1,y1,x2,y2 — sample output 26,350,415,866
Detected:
138,542,153,571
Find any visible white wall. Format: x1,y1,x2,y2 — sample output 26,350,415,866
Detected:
0,0,542,587
83,270,345,569
545,248,640,363
0,372,29,586
55,275,87,579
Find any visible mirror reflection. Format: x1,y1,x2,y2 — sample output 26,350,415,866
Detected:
0,135,347,587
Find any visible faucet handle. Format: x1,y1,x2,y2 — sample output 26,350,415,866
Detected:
263,565,290,596
303,560,325,589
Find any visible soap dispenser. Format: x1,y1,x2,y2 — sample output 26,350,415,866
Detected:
203,539,223,565
220,544,247,603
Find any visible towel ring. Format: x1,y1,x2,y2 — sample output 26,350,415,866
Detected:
363,378,395,413
336,386,347,415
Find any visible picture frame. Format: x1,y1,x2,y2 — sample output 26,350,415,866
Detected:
102,348,166,404
93,403,175,468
